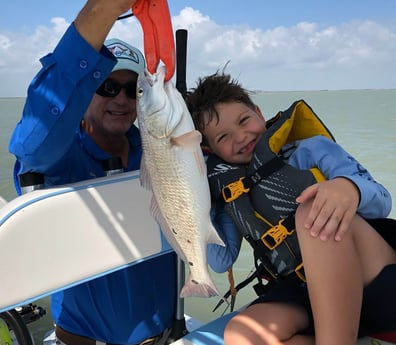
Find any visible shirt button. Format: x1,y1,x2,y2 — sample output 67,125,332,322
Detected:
79,60,88,69
50,106,60,116
93,70,101,79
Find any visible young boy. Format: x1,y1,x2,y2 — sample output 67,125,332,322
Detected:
185,72,396,345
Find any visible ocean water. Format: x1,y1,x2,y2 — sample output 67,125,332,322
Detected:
0,90,395,343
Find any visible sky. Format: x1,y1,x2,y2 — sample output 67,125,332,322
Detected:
1,0,396,97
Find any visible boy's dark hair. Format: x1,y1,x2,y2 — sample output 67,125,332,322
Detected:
185,72,256,144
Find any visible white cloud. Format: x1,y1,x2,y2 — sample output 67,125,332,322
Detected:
0,8,395,97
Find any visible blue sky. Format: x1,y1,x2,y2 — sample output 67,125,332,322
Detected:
1,0,396,96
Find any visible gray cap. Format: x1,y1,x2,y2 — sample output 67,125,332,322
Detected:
105,38,145,74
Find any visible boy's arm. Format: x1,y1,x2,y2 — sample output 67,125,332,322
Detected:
207,202,243,273
290,135,392,241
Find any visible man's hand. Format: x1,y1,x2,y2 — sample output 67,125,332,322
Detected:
296,177,360,242
75,0,138,51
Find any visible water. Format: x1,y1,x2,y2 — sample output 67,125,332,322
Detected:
1,90,395,343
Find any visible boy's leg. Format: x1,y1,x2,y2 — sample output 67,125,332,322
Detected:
224,302,313,345
295,201,396,345
296,203,362,345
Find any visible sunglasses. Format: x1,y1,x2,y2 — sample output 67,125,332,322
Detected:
96,79,137,99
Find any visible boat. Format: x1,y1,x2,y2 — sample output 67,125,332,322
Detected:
0,171,395,345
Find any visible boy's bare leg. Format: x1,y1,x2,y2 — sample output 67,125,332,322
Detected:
295,201,396,345
296,201,361,345
224,302,314,345
225,201,396,345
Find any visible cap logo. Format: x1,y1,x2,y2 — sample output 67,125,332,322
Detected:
107,43,140,64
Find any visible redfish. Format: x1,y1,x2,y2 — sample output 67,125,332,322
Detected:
136,66,224,297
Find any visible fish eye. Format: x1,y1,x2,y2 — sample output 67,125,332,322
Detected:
137,87,144,97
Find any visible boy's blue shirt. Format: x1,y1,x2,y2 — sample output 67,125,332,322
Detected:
288,135,392,218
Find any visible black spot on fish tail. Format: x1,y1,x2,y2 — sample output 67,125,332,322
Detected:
188,261,193,266
172,228,177,234
192,280,199,285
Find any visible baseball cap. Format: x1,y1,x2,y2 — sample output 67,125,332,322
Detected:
105,38,145,75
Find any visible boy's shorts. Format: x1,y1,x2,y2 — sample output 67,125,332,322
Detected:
251,264,396,337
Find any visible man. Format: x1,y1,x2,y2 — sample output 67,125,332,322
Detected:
9,1,177,344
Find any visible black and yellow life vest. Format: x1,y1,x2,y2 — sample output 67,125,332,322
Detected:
207,100,335,283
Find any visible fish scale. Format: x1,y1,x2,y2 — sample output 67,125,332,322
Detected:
137,65,225,298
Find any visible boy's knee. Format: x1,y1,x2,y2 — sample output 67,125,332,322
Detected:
224,313,259,345
224,316,240,345
224,314,242,337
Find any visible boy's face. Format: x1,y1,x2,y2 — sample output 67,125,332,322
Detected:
202,101,266,164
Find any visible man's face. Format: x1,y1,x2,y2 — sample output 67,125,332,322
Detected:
84,70,138,136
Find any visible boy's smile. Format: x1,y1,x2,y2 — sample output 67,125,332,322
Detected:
202,101,266,164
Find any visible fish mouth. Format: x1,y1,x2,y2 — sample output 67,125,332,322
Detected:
144,70,156,87
142,66,166,87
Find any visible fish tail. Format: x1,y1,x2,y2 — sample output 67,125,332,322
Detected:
180,274,219,298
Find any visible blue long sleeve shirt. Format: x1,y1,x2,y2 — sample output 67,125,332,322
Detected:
8,24,177,345
9,24,141,189
207,202,242,273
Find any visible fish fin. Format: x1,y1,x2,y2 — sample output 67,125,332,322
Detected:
170,130,202,149
208,224,226,247
171,130,207,177
180,273,219,298
150,196,187,261
139,155,152,190
194,149,207,178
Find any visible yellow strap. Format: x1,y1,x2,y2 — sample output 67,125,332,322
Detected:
295,263,306,282
310,167,326,182
228,266,237,299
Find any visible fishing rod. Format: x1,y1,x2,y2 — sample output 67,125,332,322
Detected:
175,29,188,98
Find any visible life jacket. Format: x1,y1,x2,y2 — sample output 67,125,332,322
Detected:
207,100,335,283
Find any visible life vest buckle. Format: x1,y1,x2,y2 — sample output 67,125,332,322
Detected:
222,177,250,202
295,262,306,282
261,219,294,250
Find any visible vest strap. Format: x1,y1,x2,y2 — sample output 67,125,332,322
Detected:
222,157,285,202
261,218,295,250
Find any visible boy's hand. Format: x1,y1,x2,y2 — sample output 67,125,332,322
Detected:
296,178,360,242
